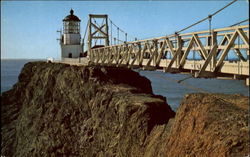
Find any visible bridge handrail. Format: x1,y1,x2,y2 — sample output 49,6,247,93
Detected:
90,25,249,50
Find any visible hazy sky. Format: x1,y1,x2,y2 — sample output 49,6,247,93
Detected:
1,0,249,59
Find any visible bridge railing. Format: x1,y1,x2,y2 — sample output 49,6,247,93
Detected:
89,25,249,77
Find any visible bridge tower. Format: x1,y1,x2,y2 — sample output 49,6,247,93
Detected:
88,14,109,55
60,9,83,59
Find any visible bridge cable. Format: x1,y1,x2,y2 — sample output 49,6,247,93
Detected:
177,76,193,83
151,73,208,93
176,0,238,34
149,73,236,107
151,72,244,107
229,19,249,27
109,19,127,44
109,34,125,43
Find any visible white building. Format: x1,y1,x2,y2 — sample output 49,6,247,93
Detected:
60,9,83,59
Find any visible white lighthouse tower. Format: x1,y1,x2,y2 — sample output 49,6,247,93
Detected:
60,9,83,59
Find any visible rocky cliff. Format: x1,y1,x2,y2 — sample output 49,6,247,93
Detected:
165,93,249,157
1,62,175,157
1,62,249,157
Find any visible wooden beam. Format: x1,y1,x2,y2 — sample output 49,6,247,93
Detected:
139,44,147,66
211,31,217,70
225,34,231,41
234,49,246,61
126,45,133,65
91,50,95,62
153,41,159,66
119,44,130,65
193,34,208,59
215,31,238,71
237,28,249,47
165,38,175,56
146,40,158,66
91,24,105,36
108,47,113,64
156,41,166,65
197,44,218,77
89,14,108,18
165,46,182,72
92,36,108,39
96,49,101,63
91,23,107,37
115,46,120,64
130,44,141,66
101,48,106,64
176,35,183,67
179,36,195,67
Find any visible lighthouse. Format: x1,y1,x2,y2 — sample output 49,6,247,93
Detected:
60,9,83,59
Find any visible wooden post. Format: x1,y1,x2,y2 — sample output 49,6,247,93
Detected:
211,30,217,70
105,15,110,46
88,15,92,60
176,35,183,67
153,40,158,66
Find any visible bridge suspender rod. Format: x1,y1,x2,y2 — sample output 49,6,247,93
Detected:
176,0,238,34
117,27,119,44
109,18,137,43
110,20,113,45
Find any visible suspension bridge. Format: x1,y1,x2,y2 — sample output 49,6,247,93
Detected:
58,0,250,85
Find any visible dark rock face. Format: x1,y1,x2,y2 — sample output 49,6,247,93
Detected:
1,62,175,157
164,93,249,157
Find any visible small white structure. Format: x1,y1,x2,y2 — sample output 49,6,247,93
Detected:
47,57,54,63
60,9,83,59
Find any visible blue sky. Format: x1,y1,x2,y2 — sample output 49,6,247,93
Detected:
1,0,249,59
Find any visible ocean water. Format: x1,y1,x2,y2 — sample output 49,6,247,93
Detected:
1,59,249,111
1,59,42,93
139,70,249,110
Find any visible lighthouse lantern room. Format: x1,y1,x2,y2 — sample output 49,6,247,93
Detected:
60,9,83,59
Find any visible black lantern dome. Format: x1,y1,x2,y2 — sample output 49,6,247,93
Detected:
63,9,81,22
63,9,81,34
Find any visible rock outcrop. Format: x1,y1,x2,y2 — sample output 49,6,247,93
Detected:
140,93,249,157
1,62,249,157
1,62,175,157
165,93,249,157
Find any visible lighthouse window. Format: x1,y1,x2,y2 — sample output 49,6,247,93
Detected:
63,21,80,34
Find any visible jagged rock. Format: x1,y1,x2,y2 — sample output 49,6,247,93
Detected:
164,93,249,157
1,62,175,157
